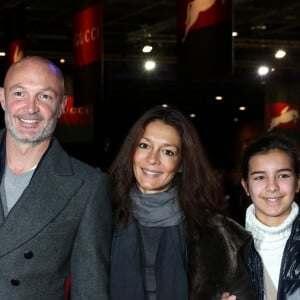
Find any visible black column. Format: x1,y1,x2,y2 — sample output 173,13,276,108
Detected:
72,0,105,167
177,0,232,83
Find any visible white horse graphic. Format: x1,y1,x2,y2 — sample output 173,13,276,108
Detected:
268,105,299,131
182,0,216,43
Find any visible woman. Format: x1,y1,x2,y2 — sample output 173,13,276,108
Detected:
109,105,255,300
240,133,300,299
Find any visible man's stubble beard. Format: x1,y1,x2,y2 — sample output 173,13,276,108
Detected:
4,111,59,144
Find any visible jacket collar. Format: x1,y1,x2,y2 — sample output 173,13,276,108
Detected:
0,129,81,257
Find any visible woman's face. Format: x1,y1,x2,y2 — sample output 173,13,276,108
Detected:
241,149,300,226
133,120,182,194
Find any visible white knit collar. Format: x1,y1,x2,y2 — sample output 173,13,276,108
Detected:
246,202,299,244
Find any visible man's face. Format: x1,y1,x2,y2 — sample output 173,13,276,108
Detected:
0,59,66,144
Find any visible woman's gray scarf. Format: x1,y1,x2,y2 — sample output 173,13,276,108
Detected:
130,186,185,227
110,186,188,300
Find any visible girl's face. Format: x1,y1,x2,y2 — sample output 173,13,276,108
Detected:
133,120,182,194
241,149,300,226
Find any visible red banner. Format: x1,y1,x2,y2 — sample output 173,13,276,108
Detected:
178,0,231,42
6,39,26,65
177,0,232,81
265,102,300,131
58,96,93,125
72,2,103,67
264,82,300,133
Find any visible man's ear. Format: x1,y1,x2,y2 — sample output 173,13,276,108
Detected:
58,95,67,118
0,88,6,111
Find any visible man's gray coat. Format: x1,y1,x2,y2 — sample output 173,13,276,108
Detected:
0,129,112,299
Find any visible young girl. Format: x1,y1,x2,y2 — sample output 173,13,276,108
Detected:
240,133,300,300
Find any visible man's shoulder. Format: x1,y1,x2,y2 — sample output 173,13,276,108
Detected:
70,156,107,179
51,138,107,178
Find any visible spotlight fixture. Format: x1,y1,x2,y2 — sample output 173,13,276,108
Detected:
257,65,269,76
142,45,153,53
144,60,156,71
275,49,286,59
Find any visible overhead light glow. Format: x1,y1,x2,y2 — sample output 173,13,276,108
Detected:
275,49,286,59
142,45,153,53
257,65,269,76
251,25,267,31
144,60,156,71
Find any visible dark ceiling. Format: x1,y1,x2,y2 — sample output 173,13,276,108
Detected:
0,0,299,74
0,0,299,168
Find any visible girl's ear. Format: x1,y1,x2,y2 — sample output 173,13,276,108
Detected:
296,176,300,193
241,178,249,196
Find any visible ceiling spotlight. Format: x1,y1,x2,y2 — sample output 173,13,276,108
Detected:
142,45,153,53
251,25,267,31
144,60,156,71
215,96,223,101
275,49,286,59
257,65,269,76
232,31,238,37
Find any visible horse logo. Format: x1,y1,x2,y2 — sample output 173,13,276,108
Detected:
268,106,299,131
182,0,217,43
